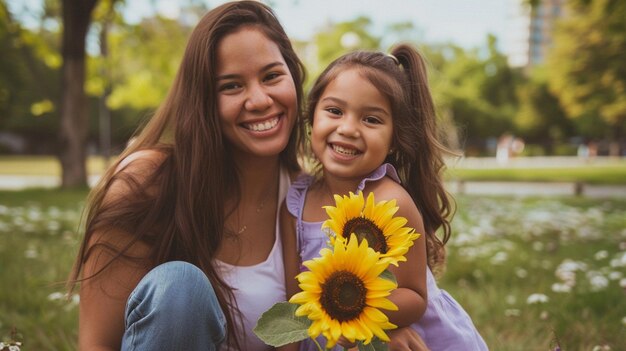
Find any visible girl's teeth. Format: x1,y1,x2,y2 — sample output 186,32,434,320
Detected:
246,117,279,131
332,144,357,155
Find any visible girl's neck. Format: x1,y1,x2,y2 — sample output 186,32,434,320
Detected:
319,173,360,200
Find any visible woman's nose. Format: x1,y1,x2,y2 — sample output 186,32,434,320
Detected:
244,84,272,112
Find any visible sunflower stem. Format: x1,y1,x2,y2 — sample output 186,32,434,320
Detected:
311,337,324,351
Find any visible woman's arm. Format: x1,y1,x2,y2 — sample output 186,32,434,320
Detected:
364,179,428,327
280,201,301,298
277,202,301,351
79,232,150,350
78,151,163,350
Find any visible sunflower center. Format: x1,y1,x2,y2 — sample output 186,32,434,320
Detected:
320,270,367,322
343,217,387,253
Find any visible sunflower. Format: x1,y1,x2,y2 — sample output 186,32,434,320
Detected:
289,234,398,348
322,191,420,266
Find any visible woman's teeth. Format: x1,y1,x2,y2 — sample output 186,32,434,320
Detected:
244,116,279,131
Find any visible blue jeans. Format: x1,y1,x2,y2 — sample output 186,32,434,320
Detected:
121,261,227,351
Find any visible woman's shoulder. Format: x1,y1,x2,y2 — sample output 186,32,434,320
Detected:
115,148,170,175
103,148,171,204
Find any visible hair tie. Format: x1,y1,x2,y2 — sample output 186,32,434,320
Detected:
386,53,400,66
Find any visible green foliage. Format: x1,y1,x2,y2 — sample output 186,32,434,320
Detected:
307,17,381,88
547,0,626,138
428,36,521,143
0,1,60,145
253,302,311,347
515,67,574,148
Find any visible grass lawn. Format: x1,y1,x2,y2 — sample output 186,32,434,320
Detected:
1,189,625,350
2,155,626,185
447,165,626,185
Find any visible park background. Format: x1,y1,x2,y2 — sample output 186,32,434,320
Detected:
1,0,625,350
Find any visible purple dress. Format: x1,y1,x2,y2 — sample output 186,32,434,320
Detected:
286,164,488,351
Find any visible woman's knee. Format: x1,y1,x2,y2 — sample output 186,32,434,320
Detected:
127,261,226,336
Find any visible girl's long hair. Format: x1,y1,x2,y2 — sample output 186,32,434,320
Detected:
68,1,305,347
304,45,453,275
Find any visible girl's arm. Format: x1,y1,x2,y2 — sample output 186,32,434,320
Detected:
365,178,428,327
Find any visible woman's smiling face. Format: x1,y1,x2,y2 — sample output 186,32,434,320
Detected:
215,27,297,159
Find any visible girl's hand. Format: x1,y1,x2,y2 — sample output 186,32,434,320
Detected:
387,327,430,351
337,336,357,349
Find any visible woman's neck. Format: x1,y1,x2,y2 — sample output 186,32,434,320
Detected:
233,154,280,200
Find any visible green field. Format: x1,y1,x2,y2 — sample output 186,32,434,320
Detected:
2,156,626,184
447,165,626,185
1,189,624,350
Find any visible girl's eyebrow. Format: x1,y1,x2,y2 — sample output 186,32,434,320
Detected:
321,96,390,116
217,62,285,81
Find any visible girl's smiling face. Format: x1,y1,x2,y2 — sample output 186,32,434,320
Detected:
311,68,393,181
216,27,297,159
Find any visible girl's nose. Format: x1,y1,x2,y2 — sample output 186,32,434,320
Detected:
244,84,272,111
336,117,360,138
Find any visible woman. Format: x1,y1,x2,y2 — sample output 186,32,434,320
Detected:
69,1,427,350
70,1,304,349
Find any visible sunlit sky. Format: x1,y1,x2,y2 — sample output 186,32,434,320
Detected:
10,0,517,49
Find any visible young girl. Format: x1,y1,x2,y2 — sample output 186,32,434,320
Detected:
282,46,488,350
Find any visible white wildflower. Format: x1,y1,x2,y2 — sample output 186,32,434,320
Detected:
608,271,622,280
620,278,626,289
48,292,65,301
594,250,609,260
610,252,626,268
491,251,508,264
526,293,549,304
504,309,520,317
588,273,609,292
515,268,528,278
532,241,544,251
551,283,572,293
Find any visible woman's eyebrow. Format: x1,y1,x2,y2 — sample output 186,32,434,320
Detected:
217,62,285,81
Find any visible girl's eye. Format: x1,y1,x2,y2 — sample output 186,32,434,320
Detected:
364,116,382,124
325,107,342,115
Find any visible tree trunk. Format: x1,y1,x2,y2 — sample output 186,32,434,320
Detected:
59,0,99,188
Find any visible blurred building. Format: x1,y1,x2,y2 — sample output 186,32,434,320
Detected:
505,0,566,70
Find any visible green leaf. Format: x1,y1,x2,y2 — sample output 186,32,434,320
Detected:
253,302,312,347
379,269,397,284
357,337,388,351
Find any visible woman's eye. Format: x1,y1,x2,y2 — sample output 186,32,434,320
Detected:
264,72,281,82
219,82,241,92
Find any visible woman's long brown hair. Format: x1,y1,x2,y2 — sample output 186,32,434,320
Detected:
304,46,454,276
68,1,305,347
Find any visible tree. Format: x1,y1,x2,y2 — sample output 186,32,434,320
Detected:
547,0,626,142
515,67,574,153
59,0,99,187
429,36,521,154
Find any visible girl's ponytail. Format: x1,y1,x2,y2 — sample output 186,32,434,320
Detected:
390,44,453,276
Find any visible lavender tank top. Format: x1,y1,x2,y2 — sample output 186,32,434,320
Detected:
286,164,488,351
